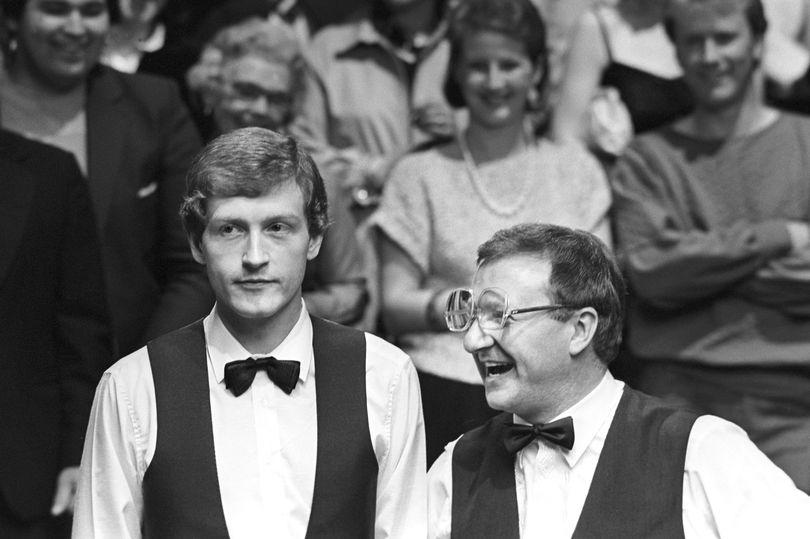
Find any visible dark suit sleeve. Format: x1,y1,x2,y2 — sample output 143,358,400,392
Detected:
56,158,114,468
142,81,214,342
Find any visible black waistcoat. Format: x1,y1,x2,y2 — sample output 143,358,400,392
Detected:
142,317,378,538
450,386,698,538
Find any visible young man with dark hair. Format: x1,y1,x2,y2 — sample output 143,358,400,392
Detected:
428,223,810,538
73,127,426,538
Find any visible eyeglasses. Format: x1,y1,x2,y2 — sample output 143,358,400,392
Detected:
444,287,575,332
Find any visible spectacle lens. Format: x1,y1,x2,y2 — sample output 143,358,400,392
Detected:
476,289,508,329
445,288,473,332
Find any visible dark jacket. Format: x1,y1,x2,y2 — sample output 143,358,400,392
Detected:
86,66,213,356
0,130,112,520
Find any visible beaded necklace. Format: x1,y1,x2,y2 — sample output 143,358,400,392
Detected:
456,129,535,217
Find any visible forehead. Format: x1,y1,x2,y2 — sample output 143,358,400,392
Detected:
27,0,108,9
459,30,530,61
670,1,749,36
473,254,552,300
206,179,306,220
223,56,292,90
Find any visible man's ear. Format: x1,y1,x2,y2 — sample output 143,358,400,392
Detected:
188,235,206,265
307,234,323,261
569,307,598,357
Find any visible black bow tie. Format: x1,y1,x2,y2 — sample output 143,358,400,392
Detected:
223,356,301,396
502,416,575,454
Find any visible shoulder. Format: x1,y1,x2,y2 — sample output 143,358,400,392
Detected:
89,65,184,105
0,129,76,167
364,332,414,374
388,144,458,184
306,16,368,69
98,345,156,411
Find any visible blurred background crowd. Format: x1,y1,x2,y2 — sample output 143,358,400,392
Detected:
3,0,810,535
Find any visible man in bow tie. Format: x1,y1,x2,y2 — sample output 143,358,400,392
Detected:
72,127,427,538
427,223,810,538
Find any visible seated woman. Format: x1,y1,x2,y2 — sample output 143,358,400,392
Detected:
371,0,612,465
187,16,368,325
551,0,694,152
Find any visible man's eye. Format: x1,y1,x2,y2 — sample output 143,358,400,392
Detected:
218,224,241,236
267,222,291,234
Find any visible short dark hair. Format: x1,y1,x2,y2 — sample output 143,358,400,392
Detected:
180,127,329,246
443,0,549,112
1,0,120,23
664,0,767,41
477,223,626,364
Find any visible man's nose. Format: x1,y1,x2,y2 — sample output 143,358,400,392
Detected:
463,318,495,354
242,232,269,268
699,38,720,63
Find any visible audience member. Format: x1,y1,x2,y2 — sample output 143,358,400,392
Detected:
553,0,810,153
612,0,810,492
0,0,212,356
0,129,111,538
100,0,168,73
291,0,455,210
551,0,694,152
186,16,368,325
372,0,611,464
73,128,427,537
428,223,810,538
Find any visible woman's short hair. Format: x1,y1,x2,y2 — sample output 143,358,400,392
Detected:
477,223,626,364
186,16,306,123
180,127,329,246
443,0,549,112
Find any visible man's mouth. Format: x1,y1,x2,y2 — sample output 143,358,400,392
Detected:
236,279,273,288
484,362,514,377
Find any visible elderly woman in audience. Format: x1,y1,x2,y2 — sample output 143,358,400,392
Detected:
0,0,210,357
187,16,368,325
371,0,612,464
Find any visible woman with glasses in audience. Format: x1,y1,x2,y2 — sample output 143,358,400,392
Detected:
371,0,611,465
187,16,368,326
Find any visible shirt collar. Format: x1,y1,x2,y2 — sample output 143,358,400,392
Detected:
514,372,624,468
204,300,314,385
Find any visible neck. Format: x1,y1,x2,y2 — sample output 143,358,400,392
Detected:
521,363,606,424
216,299,303,355
618,0,666,27
464,120,528,165
7,61,86,97
681,76,774,139
389,0,438,43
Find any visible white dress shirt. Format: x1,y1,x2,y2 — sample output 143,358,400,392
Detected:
427,373,810,538
73,302,427,538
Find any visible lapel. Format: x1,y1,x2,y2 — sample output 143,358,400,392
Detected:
0,132,38,287
85,66,126,229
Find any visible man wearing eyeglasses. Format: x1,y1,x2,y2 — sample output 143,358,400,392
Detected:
427,223,810,538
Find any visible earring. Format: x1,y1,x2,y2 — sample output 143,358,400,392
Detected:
526,86,541,111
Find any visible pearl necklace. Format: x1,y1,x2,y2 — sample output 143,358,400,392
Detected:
456,130,534,217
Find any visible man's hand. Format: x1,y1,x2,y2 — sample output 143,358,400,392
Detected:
51,466,80,516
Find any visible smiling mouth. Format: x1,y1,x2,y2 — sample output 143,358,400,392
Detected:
485,363,514,377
